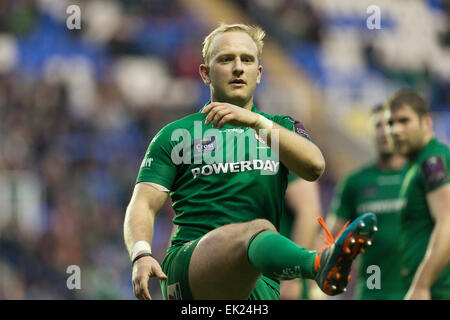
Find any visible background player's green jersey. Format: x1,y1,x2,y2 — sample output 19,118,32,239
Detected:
329,163,408,300
279,171,310,300
137,103,312,251
399,138,450,299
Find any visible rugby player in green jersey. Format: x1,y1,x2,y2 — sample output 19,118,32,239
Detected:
123,23,377,300
386,89,450,300
327,105,408,300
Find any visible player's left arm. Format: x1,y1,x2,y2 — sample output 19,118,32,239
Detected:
405,183,450,300
202,102,325,181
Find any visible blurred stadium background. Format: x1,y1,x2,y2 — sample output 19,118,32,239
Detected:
0,0,448,299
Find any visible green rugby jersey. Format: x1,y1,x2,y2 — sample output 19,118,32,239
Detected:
136,103,312,250
329,163,408,300
399,138,450,299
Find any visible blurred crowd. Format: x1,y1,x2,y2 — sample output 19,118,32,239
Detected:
236,0,450,110
0,0,449,300
0,0,204,300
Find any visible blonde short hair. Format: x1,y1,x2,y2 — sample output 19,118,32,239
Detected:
202,23,265,67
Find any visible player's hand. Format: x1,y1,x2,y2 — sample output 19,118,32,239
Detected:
201,102,259,129
132,255,167,300
404,286,431,300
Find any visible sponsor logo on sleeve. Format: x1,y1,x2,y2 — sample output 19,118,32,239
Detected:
421,156,448,187
289,117,310,139
140,157,154,168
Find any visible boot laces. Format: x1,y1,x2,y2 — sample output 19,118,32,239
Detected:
314,217,350,272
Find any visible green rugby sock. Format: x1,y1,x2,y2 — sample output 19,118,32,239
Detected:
247,229,316,280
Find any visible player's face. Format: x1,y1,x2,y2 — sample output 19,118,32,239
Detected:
371,110,394,157
387,104,429,158
202,31,262,107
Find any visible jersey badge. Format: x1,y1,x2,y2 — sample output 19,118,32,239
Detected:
421,156,447,188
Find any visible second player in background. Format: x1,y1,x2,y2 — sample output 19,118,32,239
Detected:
327,104,408,300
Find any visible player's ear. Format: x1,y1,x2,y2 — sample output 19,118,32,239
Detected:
256,65,263,85
424,113,433,132
199,64,211,85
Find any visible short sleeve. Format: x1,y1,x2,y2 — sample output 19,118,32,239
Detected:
273,116,311,141
420,154,449,193
136,128,178,191
328,175,356,221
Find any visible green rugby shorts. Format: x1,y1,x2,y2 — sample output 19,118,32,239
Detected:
160,238,280,300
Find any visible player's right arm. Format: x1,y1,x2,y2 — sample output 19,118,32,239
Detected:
283,178,326,300
286,179,321,250
124,123,178,300
124,182,169,300
202,102,325,181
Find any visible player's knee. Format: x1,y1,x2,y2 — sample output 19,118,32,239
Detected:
233,219,276,257
199,219,276,256
247,219,277,234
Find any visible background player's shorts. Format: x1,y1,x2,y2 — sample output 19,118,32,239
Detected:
160,238,280,300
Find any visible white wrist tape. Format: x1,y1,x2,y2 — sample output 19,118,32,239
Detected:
255,114,273,130
254,114,273,139
131,241,152,260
